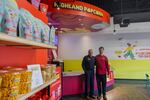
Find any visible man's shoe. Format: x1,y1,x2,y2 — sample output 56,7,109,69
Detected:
89,95,95,99
103,96,107,100
97,96,101,100
85,96,90,100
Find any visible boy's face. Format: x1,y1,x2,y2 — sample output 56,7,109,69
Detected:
99,48,104,54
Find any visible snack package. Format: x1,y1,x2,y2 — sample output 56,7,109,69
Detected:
0,0,4,32
1,0,19,36
0,90,1,100
0,75,2,88
51,65,57,79
41,22,50,44
19,8,34,40
41,70,47,82
33,18,42,42
1,86,19,100
19,82,31,94
31,0,41,9
10,68,32,83
41,65,52,82
40,3,48,15
0,70,21,88
49,26,56,45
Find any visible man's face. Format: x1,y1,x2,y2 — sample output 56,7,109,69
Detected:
99,48,104,54
88,49,93,56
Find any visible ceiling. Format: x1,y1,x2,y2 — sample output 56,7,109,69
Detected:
80,0,150,23
80,0,150,16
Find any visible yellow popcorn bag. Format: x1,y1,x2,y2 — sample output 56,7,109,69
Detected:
1,86,19,100
10,68,32,82
0,75,2,88
19,82,31,94
0,70,21,88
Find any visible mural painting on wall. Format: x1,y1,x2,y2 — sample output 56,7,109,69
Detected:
114,42,150,60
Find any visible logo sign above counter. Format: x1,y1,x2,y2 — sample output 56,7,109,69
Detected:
43,0,110,33
53,2,104,17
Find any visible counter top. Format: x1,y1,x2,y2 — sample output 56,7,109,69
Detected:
63,71,113,77
63,72,84,77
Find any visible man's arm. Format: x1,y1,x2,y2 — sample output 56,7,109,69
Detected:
82,56,86,72
94,56,97,69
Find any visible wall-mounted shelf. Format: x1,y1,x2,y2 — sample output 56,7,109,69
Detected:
0,33,57,49
17,78,58,100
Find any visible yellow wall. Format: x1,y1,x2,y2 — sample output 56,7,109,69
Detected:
64,60,150,79
64,60,83,71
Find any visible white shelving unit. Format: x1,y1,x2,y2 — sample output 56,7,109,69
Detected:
0,33,57,49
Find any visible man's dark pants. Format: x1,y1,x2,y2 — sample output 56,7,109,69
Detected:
96,74,107,96
84,70,94,96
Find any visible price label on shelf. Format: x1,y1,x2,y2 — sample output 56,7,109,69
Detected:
27,64,44,89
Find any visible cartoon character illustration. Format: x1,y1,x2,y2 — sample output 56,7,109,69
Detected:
115,50,123,58
124,43,136,60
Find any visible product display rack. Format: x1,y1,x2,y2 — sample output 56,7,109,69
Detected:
0,0,62,100
0,33,57,49
17,78,59,100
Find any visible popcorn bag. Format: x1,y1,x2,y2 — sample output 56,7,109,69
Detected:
0,0,4,32
0,76,2,88
0,70,21,88
33,19,42,42
1,86,19,98
19,9,34,40
1,0,19,36
49,26,56,45
19,82,31,94
41,23,50,44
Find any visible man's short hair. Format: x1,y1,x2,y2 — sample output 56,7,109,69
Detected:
99,47,104,50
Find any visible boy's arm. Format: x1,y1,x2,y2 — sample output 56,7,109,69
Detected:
105,56,110,75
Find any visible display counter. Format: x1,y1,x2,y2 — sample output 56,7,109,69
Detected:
62,71,114,96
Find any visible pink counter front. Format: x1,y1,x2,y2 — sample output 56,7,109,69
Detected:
62,71,114,96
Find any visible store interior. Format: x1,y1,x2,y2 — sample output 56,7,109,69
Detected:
0,0,150,100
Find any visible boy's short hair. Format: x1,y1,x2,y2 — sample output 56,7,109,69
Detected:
99,47,104,50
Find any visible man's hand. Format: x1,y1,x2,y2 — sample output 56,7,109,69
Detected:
107,71,110,75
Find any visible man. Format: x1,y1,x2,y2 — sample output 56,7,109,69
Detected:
95,47,110,100
82,49,95,99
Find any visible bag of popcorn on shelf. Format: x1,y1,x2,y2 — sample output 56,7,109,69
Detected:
1,0,19,36
49,26,56,45
33,18,42,42
0,0,5,32
41,22,50,44
19,8,34,40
